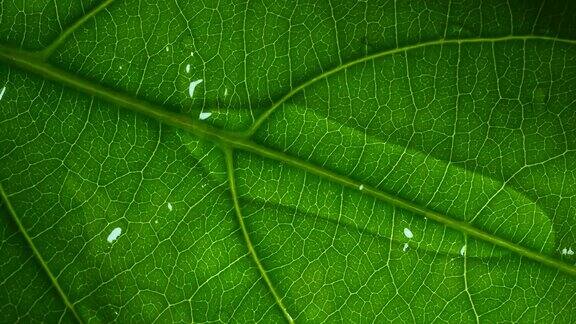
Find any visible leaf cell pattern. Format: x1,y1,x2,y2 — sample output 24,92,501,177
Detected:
1,0,576,322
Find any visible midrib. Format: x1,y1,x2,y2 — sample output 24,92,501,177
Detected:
1,38,576,277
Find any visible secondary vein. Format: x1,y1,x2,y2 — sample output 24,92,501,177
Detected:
224,149,295,324
245,34,576,135
37,0,116,60
0,185,84,323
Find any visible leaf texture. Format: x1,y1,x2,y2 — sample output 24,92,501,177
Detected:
1,0,576,322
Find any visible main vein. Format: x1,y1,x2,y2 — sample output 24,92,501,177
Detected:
1,36,576,281
228,137,576,277
0,185,83,323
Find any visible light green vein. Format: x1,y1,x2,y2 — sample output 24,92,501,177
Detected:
224,149,295,324
0,185,83,324
37,0,116,60
0,44,227,143
463,235,479,324
245,34,576,135
227,137,576,277
1,39,576,278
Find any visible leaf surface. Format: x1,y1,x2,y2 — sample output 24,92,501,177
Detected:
1,0,576,322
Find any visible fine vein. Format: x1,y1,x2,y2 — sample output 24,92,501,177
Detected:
0,185,83,323
463,235,479,324
246,34,576,135
1,4,576,322
1,42,576,277
224,149,295,324
228,137,576,277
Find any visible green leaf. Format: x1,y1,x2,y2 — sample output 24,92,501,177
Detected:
1,0,576,322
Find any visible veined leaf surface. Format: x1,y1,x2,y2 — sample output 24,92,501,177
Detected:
1,0,576,322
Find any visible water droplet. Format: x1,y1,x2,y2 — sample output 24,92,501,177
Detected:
403,228,413,239
199,112,212,120
402,243,409,252
107,227,122,243
188,79,204,98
